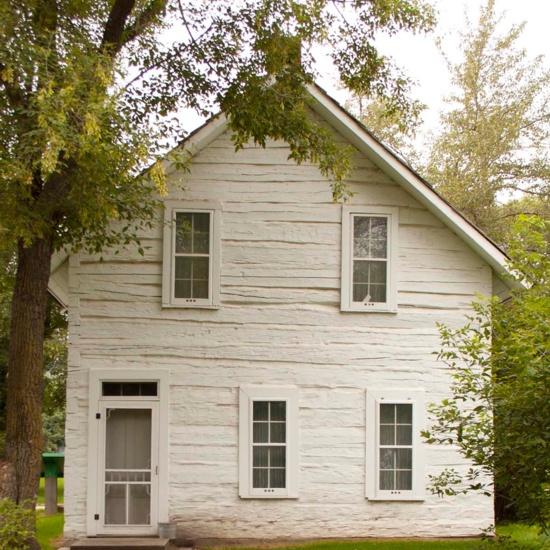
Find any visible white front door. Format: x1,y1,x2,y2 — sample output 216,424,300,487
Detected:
97,402,159,535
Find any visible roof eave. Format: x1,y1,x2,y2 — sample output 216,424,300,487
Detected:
306,84,519,289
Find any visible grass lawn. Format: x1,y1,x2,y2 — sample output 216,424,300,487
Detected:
36,511,63,550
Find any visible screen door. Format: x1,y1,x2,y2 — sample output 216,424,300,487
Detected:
99,403,158,533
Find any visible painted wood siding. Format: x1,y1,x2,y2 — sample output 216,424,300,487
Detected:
64,129,494,540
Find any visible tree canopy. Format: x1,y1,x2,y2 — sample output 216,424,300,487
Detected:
0,2,436,544
424,0,550,244
424,217,550,529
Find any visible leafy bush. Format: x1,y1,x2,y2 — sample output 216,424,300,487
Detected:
0,499,35,550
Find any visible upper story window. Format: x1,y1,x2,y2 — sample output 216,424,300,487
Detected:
162,201,221,308
366,388,425,501
341,206,398,313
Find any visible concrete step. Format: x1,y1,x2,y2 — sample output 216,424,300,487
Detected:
70,538,170,550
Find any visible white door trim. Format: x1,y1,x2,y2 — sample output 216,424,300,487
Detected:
87,370,170,537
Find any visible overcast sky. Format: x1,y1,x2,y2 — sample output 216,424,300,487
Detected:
318,0,550,128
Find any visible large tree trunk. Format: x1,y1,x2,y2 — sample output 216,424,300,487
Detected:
0,236,54,515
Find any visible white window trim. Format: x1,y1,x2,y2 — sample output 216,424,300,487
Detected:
239,386,299,499
366,388,425,501
162,200,221,308
341,205,398,313
86,369,170,536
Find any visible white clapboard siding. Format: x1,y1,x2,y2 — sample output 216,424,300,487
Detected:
63,124,495,542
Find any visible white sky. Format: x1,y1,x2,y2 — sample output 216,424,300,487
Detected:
317,0,550,128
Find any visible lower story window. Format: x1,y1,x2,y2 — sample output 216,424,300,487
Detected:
239,386,299,498
366,389,425,501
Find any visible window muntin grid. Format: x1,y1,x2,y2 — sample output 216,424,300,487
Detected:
252,401,286,489
174,212,211,300
379,403,413,491
352,216,388,304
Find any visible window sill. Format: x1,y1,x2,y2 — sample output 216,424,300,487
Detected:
367,496,425,502
341,306,397,314
161,303,220,310
240,494,299,499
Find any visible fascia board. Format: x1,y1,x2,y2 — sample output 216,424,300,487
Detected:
307,85,520,289
162,114,228,175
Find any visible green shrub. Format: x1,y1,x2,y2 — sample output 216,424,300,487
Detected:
0,499,35,550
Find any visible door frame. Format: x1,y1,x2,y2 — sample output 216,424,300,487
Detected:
87,370,169,537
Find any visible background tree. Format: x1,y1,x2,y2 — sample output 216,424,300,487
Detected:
424,216,550,530
346,93,425,167
0,0,435,541
0,252,67,455
424,0,550,245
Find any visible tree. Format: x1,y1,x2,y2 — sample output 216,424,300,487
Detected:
424,0,550,245
346,93,425,167
0,0,434,541
424,216,550,530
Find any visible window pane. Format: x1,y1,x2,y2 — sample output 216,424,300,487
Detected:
380,404,395,424
370,238,387,259
353,261,387,303
270,469,286,488
192,257,209,279
193,213,210,235
192,279,209,299
270,401,286,421
396,404,413,424
379,448,395,470
353,217,371,240
253,402,269,421
396,448,412,469
253,447,268,467
270,423,286,443
369,283,387,303
379,471,394,491
102,382,158,397
139,383,158,396
354,238,370,258
369,262,387,284
193,233,209,255
253,422,269,443
175,213,193,253
370,217,387,240
253,468,268,488
396,425,412,446
174,279,191,299
380,425,395,446
353,217,387,259
353,260,370,283
270,446,286,468
396,470,412,490
175,257,192,279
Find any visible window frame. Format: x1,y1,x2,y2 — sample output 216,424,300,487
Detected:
239,386,299,499
162,201,221,308
341,206,398,313
366,388,425,501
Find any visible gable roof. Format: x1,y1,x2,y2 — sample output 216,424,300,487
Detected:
50,83,519,307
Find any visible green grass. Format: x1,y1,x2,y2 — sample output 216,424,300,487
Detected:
37,477,64,506
36,511,63,550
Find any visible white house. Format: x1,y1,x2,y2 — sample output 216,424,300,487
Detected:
50,84,512,544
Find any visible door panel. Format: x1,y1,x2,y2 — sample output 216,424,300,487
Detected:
99,403,158,534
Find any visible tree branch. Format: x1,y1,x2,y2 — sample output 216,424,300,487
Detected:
101,0,137,56
101,0,167,58
123,0,167,46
